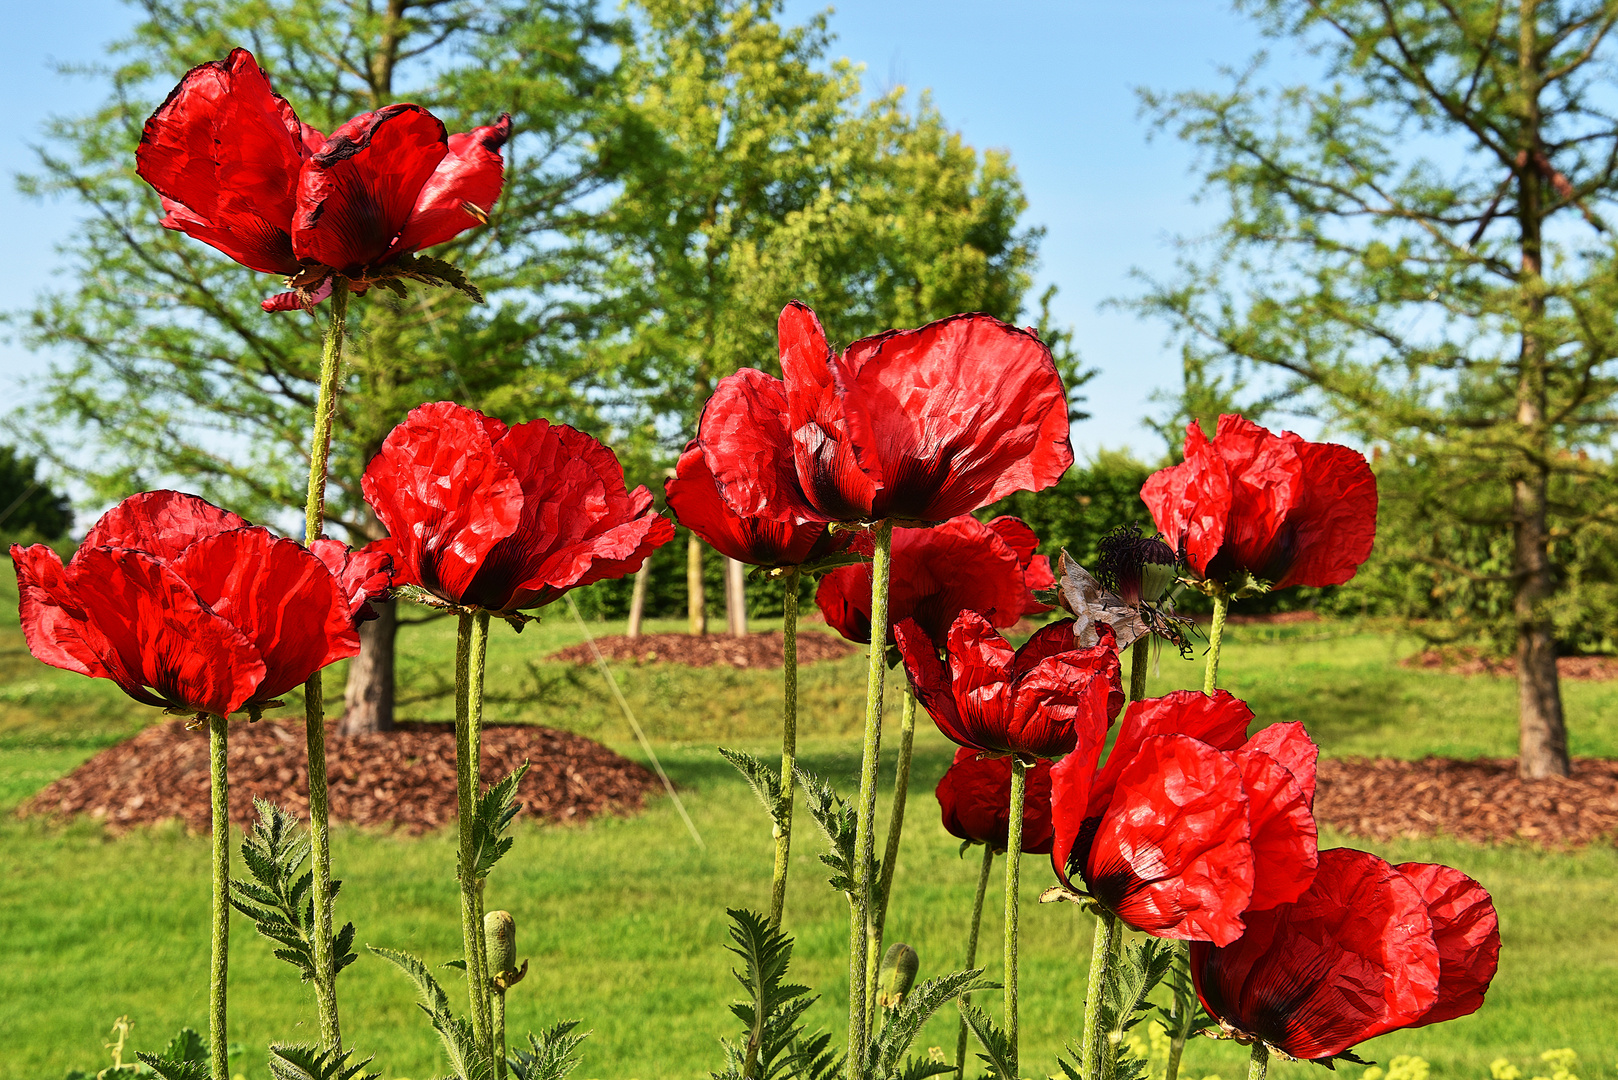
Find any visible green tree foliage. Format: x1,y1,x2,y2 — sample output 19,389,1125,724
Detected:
0,445,72,541
593,0,1082,457
1133,0,1618,776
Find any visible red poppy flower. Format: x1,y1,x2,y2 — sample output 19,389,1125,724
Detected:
1141,415,1377,594
697,302,1073,526
936,747,1054,854
1049,690,1319,945
363,401,675,612
10,491,381,718
136,47,509,312
817,516,1053,647
664,441,844,568
895,610,1122,760
1188,847,1490,1062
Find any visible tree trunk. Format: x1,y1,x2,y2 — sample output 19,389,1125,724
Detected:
687,533,707,635
339,595,398,735
1513,6,1570,779
725,557,748,637
628,557,652,639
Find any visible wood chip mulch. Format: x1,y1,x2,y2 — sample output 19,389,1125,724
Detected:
1315,756,1618,847
18,719,662,835
1401,648,1618,680
548,629,858,669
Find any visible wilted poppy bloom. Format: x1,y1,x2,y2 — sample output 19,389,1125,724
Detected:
136,47,510,311
10,491,386,718
936,747,1054,854
1141,414,1377,595
664,441,845,568
1189,847,1498,1061
895,609,1122,760
817,516,1053,647
363,401,675,613
697,302,1073,526
1049,689,1319,945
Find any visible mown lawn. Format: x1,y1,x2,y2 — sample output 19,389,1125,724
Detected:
2,574,1616,1080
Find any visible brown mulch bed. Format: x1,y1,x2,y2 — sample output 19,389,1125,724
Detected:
1401,647,1618,680
549,629,858,669
1189,610,1324,626
1315,756,1618,847
19,719,662,834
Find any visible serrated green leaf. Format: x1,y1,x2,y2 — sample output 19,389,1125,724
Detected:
368,945,452,1016
508,1020,589,1080
266,1043,381,1080
717,746,786,827
469,762,529,881
957,1002,1015,1080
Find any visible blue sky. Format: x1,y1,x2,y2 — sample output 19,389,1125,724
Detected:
0,1,1310,472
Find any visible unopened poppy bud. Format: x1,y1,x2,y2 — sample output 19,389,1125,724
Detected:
1096,525,1179,606
876,943,919,1009
484,910,516,976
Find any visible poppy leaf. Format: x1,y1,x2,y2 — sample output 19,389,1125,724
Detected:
265,1043,380,1080
507,1021,591,1080
718,746,787,828
794,765,861,897
470,761,529,881
957,1001,1015,1080
867,969,992,1080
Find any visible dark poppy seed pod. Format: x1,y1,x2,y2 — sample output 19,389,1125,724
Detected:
876,943,919,1009
484,910,516,977
1095,524,1178,606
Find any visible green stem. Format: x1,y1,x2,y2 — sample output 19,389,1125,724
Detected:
867,686,917,1025
1129,637,1149,702
1004,757,1027,1079
455,613,493,1056
1203,593,1229,694
208,715,230,1080
493,991,508,1080
1247,1041,1270,1080
849,520,893,1080
768,566,801,928
1079,911,1122,1080
301,275,350,1054
1165,942,1192,1080
468,612,494,1039
953,844,995,1080
1165,1029,1186,1080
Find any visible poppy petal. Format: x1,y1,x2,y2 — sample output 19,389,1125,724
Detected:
945,610,1018,748
1191,848,1441,1061
136,48,305,275
1008,643,1121,759
699,368,825,523
779,302,879,520
308,537,395,622
174,530,359,701
896,616,975,749
1091,690,1253,815
387,114,511,257
1086,734,1254,944
80,489,250,563
1234,743,1318,912
1049,738,1104,890
1278,438,1378,589
1396,863,1500,1028
666,441,836,567
988,515,1056,613
361,401,523,604
65,547,265,716
293,104,448,270
835,313,1073,522
12,543,124,685
1141,421,1232,578
1242,719,1319,806
1010,617,1082,678
937,747,1054,854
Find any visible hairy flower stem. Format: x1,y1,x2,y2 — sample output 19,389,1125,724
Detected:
492,991,508,1080
866,686,917,1024
1163,940,1196,1080
1247,1041,1270,1080
1079,910,1122,1080
1004,757,1027,1077
300,277,350,1052
1129,638,1149,702
208,715,230,1080
1203,593,1230,693
849,520,893,1080
768,566,801,928
468,612,494,1031
953,844,995,1080
455,613,494,1057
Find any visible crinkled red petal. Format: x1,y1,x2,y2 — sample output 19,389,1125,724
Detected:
12,543,122,685
699,368,826,524
1048,734,1106,890
65,547,266,716
1086,734,1253,944
1277,437,1378,589
361,401,523,606
1141,421,1232,578
1396,862,1500,1028
308,537,395,623
666,441,836,567
80,489,249,565
386,114,511,257
174,529,359,702
936,747,1053,854
836,312,1073,522
779,302,878,521
1089,689,1252,817
292,104,448,271
1234,741,1318,912
1190,848,1441,1061
896,616,976,749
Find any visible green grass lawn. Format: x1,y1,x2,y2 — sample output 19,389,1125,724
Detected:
2,574,1616,1080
